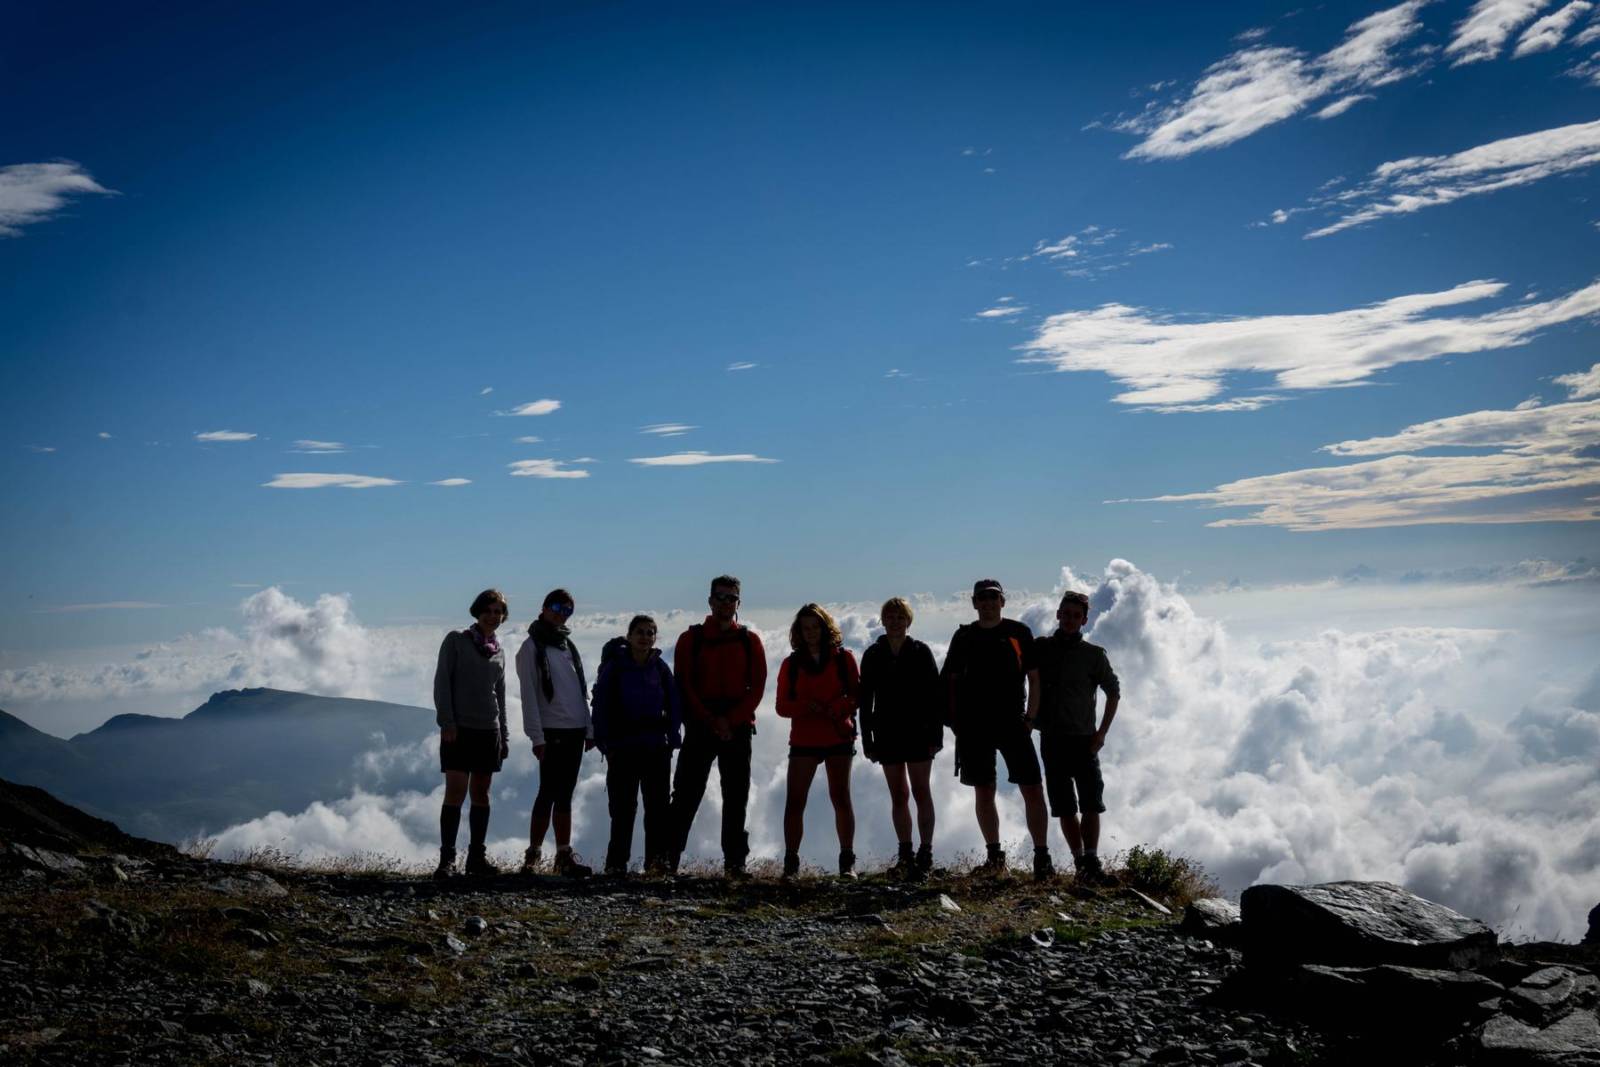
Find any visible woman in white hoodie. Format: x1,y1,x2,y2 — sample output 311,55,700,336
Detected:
516,588,595,877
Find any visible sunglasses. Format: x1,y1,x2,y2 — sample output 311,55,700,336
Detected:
546,602,575,616
975,591,1003,601
710,592,740,604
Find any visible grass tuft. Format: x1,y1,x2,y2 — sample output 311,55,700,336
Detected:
1113,844,1218,908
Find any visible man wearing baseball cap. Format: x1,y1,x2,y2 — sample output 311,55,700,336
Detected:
939,579,1053,879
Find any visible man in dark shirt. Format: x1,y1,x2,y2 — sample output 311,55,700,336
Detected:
940,579,1053,879
1032,590,1121,884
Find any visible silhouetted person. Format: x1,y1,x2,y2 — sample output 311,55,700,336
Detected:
591,614,682,876
668,575,767,878
940,579,1053,879
776,603,861,879
1032,590,1120,884
433,589,511,879
517,588,595,877
859,596,942,878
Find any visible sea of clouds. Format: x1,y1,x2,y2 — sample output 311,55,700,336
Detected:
4,560,1596,941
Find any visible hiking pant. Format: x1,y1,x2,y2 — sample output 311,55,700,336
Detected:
532,727,588,818
669,725,752,863
605,746,672,870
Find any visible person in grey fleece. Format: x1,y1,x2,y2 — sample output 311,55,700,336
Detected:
516,588,596,877
433,588,512,879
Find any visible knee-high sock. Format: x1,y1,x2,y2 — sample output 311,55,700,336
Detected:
468,805,490,849
440,802,462,850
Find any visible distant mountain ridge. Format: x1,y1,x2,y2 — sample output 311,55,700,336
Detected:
0,688,434,844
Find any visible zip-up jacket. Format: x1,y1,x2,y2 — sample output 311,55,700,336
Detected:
672,618,768,729
858,635,942,758
516,627,593,748
433,629,508,742
591,649,683,754
1032,630,1119,736
775,647,860,748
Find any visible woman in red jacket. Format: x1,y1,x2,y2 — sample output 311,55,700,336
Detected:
776,603,861,879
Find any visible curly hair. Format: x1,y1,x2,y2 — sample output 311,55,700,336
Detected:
788,602,843,652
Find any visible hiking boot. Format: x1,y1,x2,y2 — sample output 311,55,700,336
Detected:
1075,854,1107,886
889,844,916,879
914,843,933,878
464,846,500,877
781,851,800,881
553,849,593,878
432,847,456,881
520,847,543,875
976,849,1009,877
1033,848,1056,882
644,858,671,878
667,852,682,876
838,850,858,880
724,857,751,882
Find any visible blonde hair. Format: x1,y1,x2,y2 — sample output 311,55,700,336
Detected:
880,597,914,625
789,602,843,652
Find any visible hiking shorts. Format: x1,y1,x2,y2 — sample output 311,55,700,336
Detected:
956,727,1042,788
1039,733,1106,816
788,742,856,761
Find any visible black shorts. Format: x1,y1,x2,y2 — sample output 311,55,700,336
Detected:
789,742,856,761
1040,732,1106,816
871,742,938,766
440,726,505,774
956,727,1042,788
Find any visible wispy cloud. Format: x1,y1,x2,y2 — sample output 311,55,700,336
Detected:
727,361,758,371
1314,93,1374,119
1574,16,1600,45
290,439,346,454
508,459,589,479
640,423,696,436
263,473,401,489
0,161,115,237
1302,119,1600,237
97,432,112,440
479,386,493,396
1116,1,1429,160
196,430,257,443
1514,0,1593,53
1020,278,1600,410
1554,364,1600,397
629,452,779,467
976,304,1025,318
1138,364,1600,529
430,478,471,487
1449,0,1552,64
514,435,543,444
25,444,56,453
501,399,561,416
40,601,167,614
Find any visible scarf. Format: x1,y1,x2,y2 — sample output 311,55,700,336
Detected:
468,624,500,658
531,618,586,702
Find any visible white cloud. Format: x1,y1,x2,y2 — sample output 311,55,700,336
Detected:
1020,278,1600,410
1569,52,1600,82
97,432,112,440
1303,118,1600,237
429,478,471,487
628,451,779,467
514,435,543,444
196,430,257,443
1030,235,1081,260
263,473,401,489
1574,16,1600,44
1554,363,1600,396
479,386,493,395
504,399,561,416
1118,1,1429,160
1514,0,1594,53
508,458,589,479
168,563,1600,941
727,361,758,371
1314,93,1374,119
25,444,56,453
1449,0,1552,64
977,304,1025,318
0,161,115,237
290,439,345,454
641,423,696,436
1141,364,1600,529
39,602,166,614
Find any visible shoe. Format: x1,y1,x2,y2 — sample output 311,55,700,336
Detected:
781,852,800,881
976,849,1008,877
1075,855,1106,886
724,858,751,882
644,858,670,878
432,848,456,881
1033,849,1056,882
838,850,858,880
890,844,915,879
604,865,628,879
553,849,593,878
464,845,501,877
914,844,933,878
520,847,543,875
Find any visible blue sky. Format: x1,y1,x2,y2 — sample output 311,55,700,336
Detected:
4,0,1599,653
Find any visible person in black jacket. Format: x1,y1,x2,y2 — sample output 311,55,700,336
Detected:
859,597,942,878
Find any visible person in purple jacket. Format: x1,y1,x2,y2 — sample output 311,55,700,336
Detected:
592,614,684,877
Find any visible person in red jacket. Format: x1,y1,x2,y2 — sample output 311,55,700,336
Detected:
667,575,768,878
776,602,861,880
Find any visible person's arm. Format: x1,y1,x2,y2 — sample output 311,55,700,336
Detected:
920,642,944,752
516,642,546,752
1092,650,1121,754
829,650,860,717
857,647,877,757
591,661,613,754
662,662,684,749
1024,667,1041,728
939,628,963,730
496,662,509,754
673,630,714,727
731,630,768,723
434,635,457,738
774,659,800,720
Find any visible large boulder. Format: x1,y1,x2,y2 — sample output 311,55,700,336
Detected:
1586,903,1600,947
1179,898,1243,943
1471,1008,1600,1066
1240,881,1498,969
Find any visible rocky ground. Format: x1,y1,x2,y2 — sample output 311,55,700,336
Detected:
2,778,1595,1066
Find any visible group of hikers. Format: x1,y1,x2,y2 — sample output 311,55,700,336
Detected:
432,575,1121,884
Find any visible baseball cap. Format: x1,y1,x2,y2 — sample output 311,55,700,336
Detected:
972,579,1004,597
